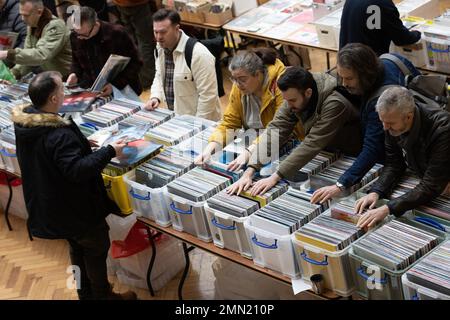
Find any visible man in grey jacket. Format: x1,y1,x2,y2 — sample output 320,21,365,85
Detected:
0,0,27,48
227,66,362,196
356,87,450,228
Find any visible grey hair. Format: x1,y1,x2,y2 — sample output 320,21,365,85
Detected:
376,87,415,115
229,51,265,76
19,0,44,8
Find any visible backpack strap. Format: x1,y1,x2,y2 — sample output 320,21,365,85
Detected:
379,53,412,77
367,84,402,104
185,37,198,81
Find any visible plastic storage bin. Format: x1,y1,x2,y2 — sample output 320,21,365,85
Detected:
348,218,446,300
168,193,212,242
123,170,171,227
423,24,450,73
291,235,354,297
244,217,300,279
390,39,427,67
0,141,21,175
401,273,450,300
314,15,340,49
406,210,450,234
205,204,252,259
102,173,133,215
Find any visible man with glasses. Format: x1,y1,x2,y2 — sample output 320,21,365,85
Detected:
144,9,221,121
66,6,142,96
0,0,71,79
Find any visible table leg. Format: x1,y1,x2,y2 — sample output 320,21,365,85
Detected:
326,51,331,70
145,226,157,297
4,176,13,231
178,242,195,300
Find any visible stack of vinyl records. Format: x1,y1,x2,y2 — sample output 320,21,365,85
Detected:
135,149,195,188
331,198,361,225
0,100,14,131
295,214,365,252
206,190,260,218
268,151,338,182
389,173,450,221
310,156,383,192
352,220,441,271
0,83,29,101
145,115,213,146
172,126,217,159
103,141,162,177
203,151,243,183
0,126,15,144
118,108,174,129
405,240,450,296
250,188,327,234
223,129,260,155
167,167,232,202
240,177,289,207
81,99,141,127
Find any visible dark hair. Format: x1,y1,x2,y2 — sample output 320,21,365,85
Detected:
229,48,278,76
337,43,384,95
252,47,278,66
152,9,180,25
78,6,97,26
277,66,315,93
28,71,62,109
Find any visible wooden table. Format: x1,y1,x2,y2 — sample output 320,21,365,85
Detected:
138,216,343,301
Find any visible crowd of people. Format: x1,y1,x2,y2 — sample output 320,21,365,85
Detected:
1,0,449,300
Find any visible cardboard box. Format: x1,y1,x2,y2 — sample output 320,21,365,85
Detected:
204,7,233,25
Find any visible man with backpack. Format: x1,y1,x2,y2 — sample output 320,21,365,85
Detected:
355,86,450,228
144,9,221,121
311,43,421,204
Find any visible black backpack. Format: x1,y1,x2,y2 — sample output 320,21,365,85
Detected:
155,36,225,97
369,54,450,112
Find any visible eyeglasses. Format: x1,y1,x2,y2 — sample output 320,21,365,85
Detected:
229,76,250,86
72,22,96,39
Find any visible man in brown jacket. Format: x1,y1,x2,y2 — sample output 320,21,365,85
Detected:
227,66,362,196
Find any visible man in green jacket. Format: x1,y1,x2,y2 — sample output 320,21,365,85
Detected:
0,0,71,79
227,66,362,196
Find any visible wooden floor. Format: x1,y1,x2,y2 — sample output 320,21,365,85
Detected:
1,1,449,300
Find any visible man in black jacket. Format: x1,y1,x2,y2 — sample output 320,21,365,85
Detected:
355,86,450,228
339,0,421,56
66,6,143,96
0,0,27,48
12,71,136,300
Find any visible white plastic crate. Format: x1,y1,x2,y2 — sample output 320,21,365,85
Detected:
348,218,446,300
397,0,440,20
0,141,21,175
312,1,344,20
205,204,252,259
390,39,427,67
291,235,354,297
423,24,450,73
314,15,340,49
123,170,171,227
402,274,450,300
168,193,212,242
243,217,300,279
